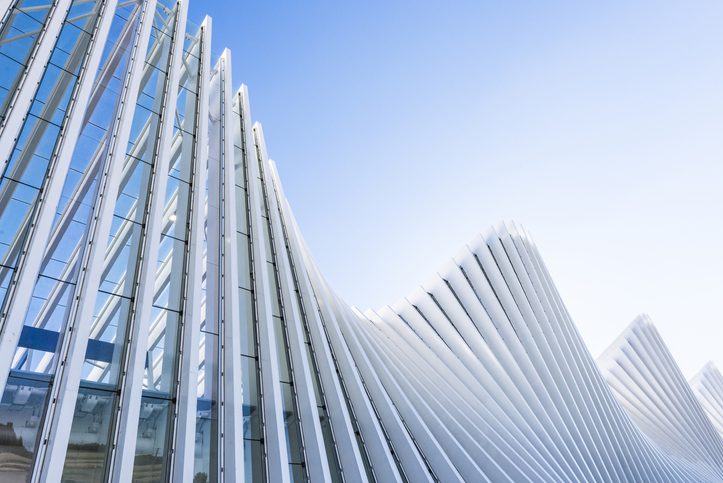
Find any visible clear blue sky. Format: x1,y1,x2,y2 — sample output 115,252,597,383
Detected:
190,1,723,377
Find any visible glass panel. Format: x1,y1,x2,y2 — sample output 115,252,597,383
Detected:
125,106,159,160
274,317,291,384
96,5,137,80
132,396,170,482
262,221,274,263
266,262,282,318
145,27,172,68
143,308,179,393
234,185,248,235
98,217,143,298
13,276,74,375
4,114,61,188
0,266,11,310
0,2,54,119
0,179,39,269
65,1,100,36
304,344,323,405
39,174,94,282
238,288,255,356
30,64,77,124
236,233,251,290
194,329,218,483
61,387,115,483
82,292,132,385
182,21,201,58
153,234,187,312
167,130,195,183
193,409,216,483
114,159,153,224
244,438,265,483
319,408,343,483
240,355,260,440
137,65,163,114
163,175,191,241
289,463,307,483
0,375,50,482
281,382,305,466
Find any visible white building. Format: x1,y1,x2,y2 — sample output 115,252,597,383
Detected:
0,1,719,481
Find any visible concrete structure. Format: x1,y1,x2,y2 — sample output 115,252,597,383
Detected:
0,1,719,481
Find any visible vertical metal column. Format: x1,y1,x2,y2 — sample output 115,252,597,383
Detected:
206,49,245,481
169,14,212,483
218,49,245,482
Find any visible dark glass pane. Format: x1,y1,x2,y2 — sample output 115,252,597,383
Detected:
304,346,322,404
238,288,255,356
194,330,218,483
61,387,115,483
234,185,248,235
266,262,282,317
193,401,217,483
244,438,265,483
274,317,291,383
289,463,307,483
132,396,170,482
319,408,343,483
236,233,251,290
281,382,304,466
0,375,50,482
240,355,260,440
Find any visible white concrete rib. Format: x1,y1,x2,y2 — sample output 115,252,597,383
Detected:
296,222,723,482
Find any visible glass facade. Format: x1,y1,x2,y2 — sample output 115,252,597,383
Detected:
0,0,55,122
59,1,181,479
0,0,417,480
0,0,122,479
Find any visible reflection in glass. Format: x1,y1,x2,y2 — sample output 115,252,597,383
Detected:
241,355,261,440
132,396,170,482
61,387,115,483
82,292,132,385
0,376,50,482
244,438,265,483
143,308,179,393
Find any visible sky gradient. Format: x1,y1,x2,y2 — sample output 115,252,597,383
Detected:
190,1,723,377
